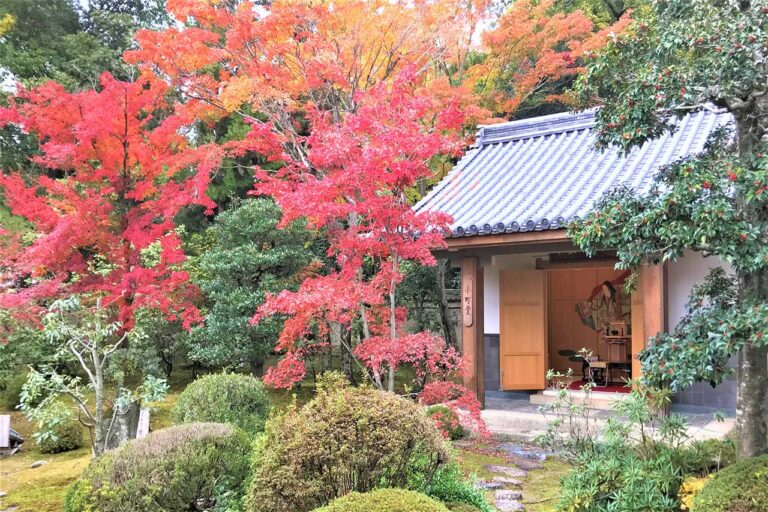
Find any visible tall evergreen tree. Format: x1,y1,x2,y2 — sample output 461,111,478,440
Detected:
570,0,768,456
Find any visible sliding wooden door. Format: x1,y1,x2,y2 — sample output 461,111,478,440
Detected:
499,270,547,390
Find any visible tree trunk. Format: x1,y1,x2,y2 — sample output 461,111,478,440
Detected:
737,343,768,456
93,350,106,457
250,358,265,377
341,329,355,383
733,100,768,456
436,259,458,349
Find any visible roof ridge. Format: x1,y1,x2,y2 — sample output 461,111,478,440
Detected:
477,109,597,145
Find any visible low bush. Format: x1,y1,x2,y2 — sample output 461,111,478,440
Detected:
426,405,464,440
554,384,726,512
173,373,269,434
312,489,449,512
246,372,449,512
63,422,250,512
422,463,492,512
37,418,83,454
691,455,768,512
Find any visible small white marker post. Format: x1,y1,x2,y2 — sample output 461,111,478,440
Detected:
0,415,10,449
136,408,150,439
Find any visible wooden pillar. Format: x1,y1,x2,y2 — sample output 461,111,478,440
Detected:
632,264,666,378
461,256,485,408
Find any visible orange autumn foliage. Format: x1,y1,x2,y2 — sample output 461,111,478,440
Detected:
470,0,632,116
128,0,494,130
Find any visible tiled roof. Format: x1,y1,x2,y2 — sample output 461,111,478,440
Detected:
415,108,733,238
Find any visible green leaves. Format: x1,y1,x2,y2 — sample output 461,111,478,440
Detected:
185,198,317,370
577,0,768,152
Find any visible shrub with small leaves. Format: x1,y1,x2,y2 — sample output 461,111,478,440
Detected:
246,373,449,512
312,489,449,512
555,385,724,512
37,418,83,454
691,455,768,512
426,405,464,440
423,463,492,512
63,423,250,512
173,373,269,434
445,504,483,512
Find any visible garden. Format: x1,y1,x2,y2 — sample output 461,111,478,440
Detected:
2,0,768,511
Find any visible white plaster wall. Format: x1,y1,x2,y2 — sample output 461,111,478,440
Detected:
667,251,731,328
482,253,544,334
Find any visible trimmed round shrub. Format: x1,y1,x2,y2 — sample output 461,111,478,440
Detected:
312,489,449,512
37,419,83,454
691,455,768,512
173,373,269,434
246,374,450,512
426,405,464,440
63,422,250,512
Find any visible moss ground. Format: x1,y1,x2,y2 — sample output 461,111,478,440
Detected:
453,443,571,512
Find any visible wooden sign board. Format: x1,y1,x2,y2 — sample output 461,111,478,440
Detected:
0,415,9,448
136,408,150,439
462,277,473,327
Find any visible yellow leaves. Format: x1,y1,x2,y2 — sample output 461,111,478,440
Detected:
679,475,711,511
0,14,15,37
220,75,254,112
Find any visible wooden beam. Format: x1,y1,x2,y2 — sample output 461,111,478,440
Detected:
460,256,485,408
643,263,666,342
535,258,618,270
446,230,570,250
632,264,666,378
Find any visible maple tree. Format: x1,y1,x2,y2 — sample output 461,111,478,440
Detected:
470,0,632,116
251,75,465,390
127,0,490,423
0,73,228,328
126,0,492,132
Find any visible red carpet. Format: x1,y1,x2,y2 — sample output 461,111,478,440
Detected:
567,380,631,393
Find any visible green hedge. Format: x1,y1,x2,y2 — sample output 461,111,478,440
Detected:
692,455,768,512
64,422,250,512
173,373,270,434
312,489,449,512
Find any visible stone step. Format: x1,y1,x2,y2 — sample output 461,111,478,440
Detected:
529,389,630,411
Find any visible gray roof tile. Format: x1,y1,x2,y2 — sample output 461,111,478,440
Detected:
415,108,733,238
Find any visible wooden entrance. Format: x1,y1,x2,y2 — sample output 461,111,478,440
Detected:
499,270,547,390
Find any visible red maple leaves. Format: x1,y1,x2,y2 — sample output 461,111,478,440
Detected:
250,76,464,389
0,73,226,327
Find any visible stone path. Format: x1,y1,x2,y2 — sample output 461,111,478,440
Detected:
482,397,736,443
473,444,553,511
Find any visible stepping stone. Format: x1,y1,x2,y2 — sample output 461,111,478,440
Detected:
495,490,523,500
30,460,47,469
495,499,525,511
474,480,504,490
500,443,551,461
492,476,523,487
507,454,543,471
483,465,527,478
